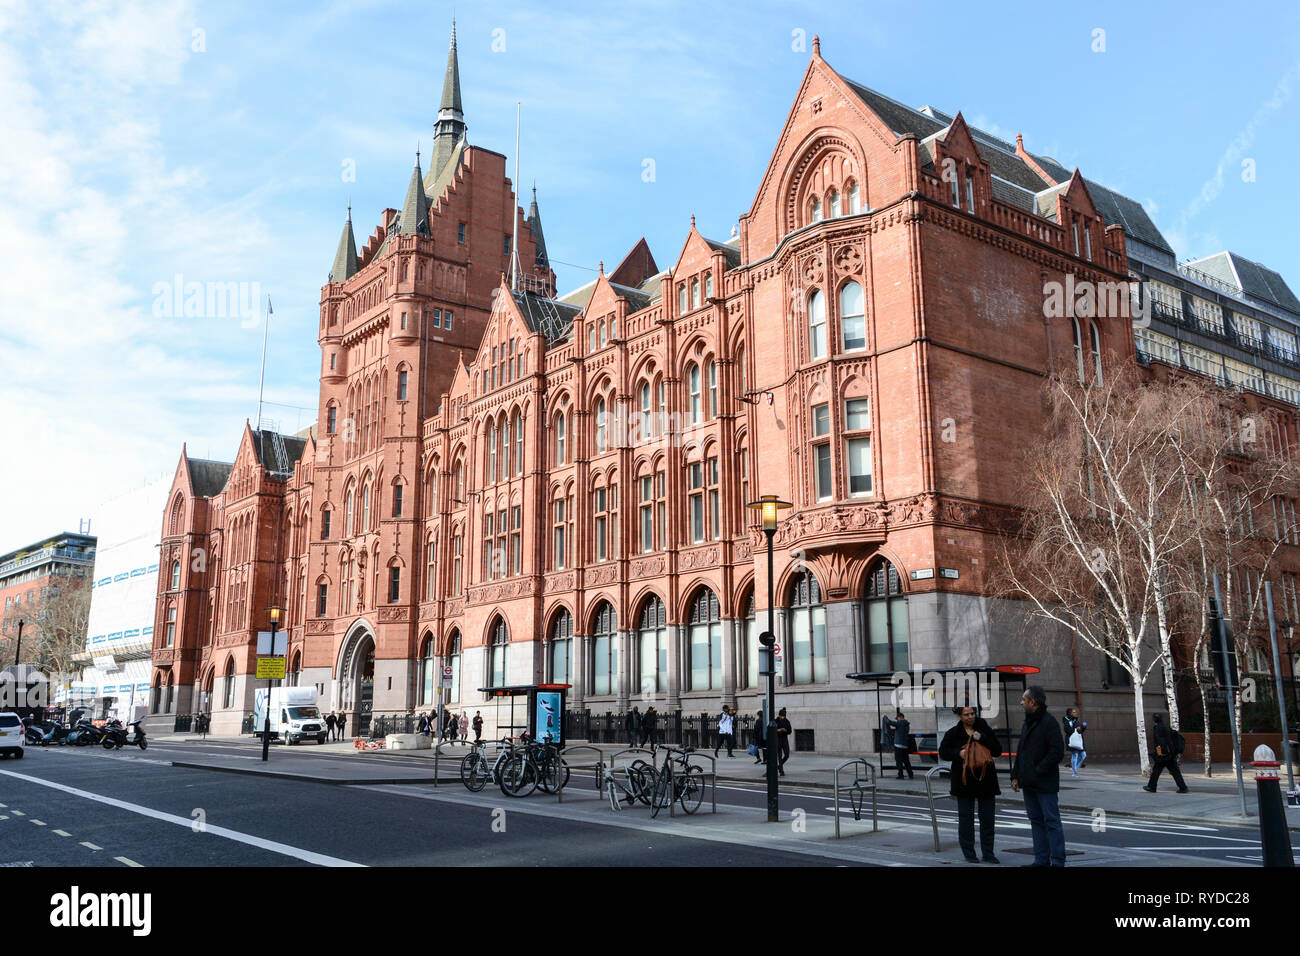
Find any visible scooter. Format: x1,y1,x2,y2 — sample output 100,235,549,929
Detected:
23,718,45,745
66,720,106,747
100,719,146,751
39,722,70,746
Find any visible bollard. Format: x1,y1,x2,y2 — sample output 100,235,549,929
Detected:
1252,745,1294,867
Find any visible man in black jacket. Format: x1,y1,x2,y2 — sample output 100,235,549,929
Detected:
625,707,641,748
1143,714,1189,793
1010,685,1066,867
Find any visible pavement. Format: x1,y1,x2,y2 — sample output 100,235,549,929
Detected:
149,734,1299,832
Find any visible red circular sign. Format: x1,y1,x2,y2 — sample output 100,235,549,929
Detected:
995,664,1041,675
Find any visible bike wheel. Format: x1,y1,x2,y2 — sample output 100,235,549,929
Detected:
538,754,570,793
629,760,656,805
461,752,483,791
678,767,704,815
500,753,538,798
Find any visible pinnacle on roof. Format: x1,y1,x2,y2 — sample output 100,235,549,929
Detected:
329,204,358,281
430,21,467,181
527,185,550,272
399,151,431,236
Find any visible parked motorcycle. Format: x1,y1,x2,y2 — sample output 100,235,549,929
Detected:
100,719,146,751
23,718,46,745
39,722,70,746
66,720,106,747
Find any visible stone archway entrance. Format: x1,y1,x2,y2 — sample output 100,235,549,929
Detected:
339,620,377,737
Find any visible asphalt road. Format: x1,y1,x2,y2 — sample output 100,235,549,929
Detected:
0,744,860,867
0,741,1274,867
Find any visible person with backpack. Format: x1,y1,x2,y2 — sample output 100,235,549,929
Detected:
884,711,914,780
714,705,736,758
1143,714,1189,793
1063,707,1087,778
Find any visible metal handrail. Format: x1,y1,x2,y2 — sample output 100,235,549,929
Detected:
924,766,951,852
832,758,878,838
660,746,716,817
555,744,603,804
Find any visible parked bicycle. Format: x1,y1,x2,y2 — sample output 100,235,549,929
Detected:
499,739,570,798
601,756,660,811
460,737,517,792
650,746,705,817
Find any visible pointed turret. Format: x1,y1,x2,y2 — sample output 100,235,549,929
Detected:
430,21,467,181
527,185,550,272
399,152,431,236
329,205,358,281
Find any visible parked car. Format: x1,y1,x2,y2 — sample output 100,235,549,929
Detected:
0,712,26,758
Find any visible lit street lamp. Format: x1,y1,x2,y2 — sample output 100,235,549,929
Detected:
261,606,284,763
747,493,791,822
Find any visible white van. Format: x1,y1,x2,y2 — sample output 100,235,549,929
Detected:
0,712,25,758
252,687,327,745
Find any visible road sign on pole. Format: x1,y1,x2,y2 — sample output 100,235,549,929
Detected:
256,656,286,680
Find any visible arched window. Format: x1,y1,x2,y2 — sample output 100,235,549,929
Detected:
358,482,369,528
170,560,180,591
487,619,509,689
555,412,567,465
848,181,861,214
513,411,524,476
828,189,841,218
164,672,175,714
454,459,464,502
223,658,236,709
809,290,827,360
501,417,511,477
707,361,718,418
418,633,434,705
344,486,355,537
840,281,866,352
165,605,177,647
639,382,652,440
810,196,822,223
488,422,498,483
638,596,667,696
447,630,462,702
678,284,688,314
688,364,701,424
1090,321,1103,383
705,273,713,299
743,592,758,689
789,571,827,683
549,610,573,685
688,588,722,690
151,676,162,714
590,602,618,696
426,537,437,600
1072,319,1085,383
691,278,701,309
595,397,608,454
866,560,909,672
289,651,302,687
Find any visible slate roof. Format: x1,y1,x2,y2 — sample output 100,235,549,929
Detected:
1187,252,1300,316
702,236,742,269
512,291,581,342
556,279,653,313
330,211,358,281
187,458,233,498
841,76,1174,254
251,431,307,477
399,158,431,236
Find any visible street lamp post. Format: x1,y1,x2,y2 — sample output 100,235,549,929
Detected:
747,494,791,823
13,618,23,666
261,606,283,763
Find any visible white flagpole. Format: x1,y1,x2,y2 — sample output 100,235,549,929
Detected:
256,295,272,430
511,102,520,291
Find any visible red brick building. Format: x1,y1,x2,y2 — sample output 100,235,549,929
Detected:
0,531,96,657
154,32,1191,751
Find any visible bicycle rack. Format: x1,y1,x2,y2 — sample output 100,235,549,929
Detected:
555,744,603,804
832,758,878,838
662,749,717,817
924,766,951,852
432,738,473,788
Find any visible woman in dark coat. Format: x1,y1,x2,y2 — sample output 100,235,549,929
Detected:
938,705,1002,864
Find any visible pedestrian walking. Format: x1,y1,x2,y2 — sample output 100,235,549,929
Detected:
1010,686,1066,867
337,711,347,740
1063,707,1087,778
884,711,914,780
473,711,483,743
417,712,430,736
447,707,459,742
625,706,641,748
714,705,736,758
1143,714,1189,794
775,707,792,775
641,706,659,751
939,705,1002,864
752,706,766,764
326,710,337,741
459,711,468,740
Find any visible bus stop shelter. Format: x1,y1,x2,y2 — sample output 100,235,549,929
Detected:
846,665,1039,775
477,683,571,745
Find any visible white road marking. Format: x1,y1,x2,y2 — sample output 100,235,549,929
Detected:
10,810,23,816
30,820,45,826
80,842,101,850
0,767,364,867
114,856,143,867
52,829,70,837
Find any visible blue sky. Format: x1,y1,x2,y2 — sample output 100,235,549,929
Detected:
1,0,1299,553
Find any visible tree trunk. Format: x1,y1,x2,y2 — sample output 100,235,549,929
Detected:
1198,678,1212,777
1133,677,1150,776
